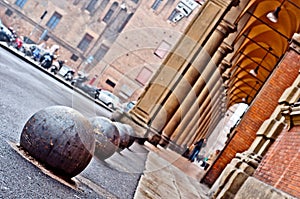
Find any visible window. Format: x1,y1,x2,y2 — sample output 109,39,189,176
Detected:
136,67,153,85
151,0,162,10
94,44,109,61
168,9,178,21
131,0,139,3
86,0,98,12
154,40,171,59
15,0,27,8
77,33,93,52
103,2,118,23
5,9,13,16
106,79,116,88
70,54,79,61
46,12,62,30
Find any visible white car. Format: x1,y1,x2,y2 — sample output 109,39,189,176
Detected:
121,101,136,112
98,90,121,110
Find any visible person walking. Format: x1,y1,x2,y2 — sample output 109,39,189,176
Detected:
204,149,221,170
188,138,206,162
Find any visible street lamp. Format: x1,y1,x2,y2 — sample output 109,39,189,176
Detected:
250,47,272,77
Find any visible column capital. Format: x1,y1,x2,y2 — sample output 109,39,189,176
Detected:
219,59,232,74
221,69,231,82
290,33,300,54
218,42,234,58
281,103,300,129
236,151,262,170
217,20,236,37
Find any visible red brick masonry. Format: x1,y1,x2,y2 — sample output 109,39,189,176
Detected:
202,49,300,186
254,126,300,198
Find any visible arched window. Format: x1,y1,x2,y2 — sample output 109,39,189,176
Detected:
86,0,98,12
103,2,118,23
151,0,162,10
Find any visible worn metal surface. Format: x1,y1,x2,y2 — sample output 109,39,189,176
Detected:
20,106,95,178
114,122,136,151
89,117,120,160
123,123,136,148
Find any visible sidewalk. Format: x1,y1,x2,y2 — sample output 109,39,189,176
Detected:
134,142,210,199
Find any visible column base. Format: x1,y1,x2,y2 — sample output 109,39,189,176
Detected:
208,151,262,199
147,128,162,146
158,135,170,148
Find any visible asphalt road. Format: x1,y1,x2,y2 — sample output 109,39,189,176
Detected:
0,46,148,199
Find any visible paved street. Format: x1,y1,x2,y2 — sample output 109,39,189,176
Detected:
0,44,210,198
0,45,146,199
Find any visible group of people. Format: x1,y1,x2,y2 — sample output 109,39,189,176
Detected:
183,138,220,170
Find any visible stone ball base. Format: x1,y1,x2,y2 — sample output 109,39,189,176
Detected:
89,117,120,160
114,122,136,151
20,106,95,178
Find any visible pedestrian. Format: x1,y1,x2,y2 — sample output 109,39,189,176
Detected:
188,138,206,162
204,149,220,170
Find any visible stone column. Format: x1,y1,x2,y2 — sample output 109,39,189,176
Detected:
203,35,300,188
159,41,233,146
127,0,237,140
191,111,224,146
150,20,235,138
176,88,224,147
186,104,224,147
182,94,225,147
172,70,224,146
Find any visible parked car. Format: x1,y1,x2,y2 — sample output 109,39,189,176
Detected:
122,101,136,112
0,20,13,42
0,28,11,42
79,84,101,99
98,90,121,110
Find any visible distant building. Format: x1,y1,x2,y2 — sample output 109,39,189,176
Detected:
0,0,204,101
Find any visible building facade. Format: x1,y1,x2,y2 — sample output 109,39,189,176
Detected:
0,0,203,101
113,0,300,198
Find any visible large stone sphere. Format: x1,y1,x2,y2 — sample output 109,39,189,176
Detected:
89,117,120,160
114,122,136,151
20,106,95,178
123,124,136,148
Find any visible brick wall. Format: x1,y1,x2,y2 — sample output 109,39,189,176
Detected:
202,49,300,186
254,125,300,198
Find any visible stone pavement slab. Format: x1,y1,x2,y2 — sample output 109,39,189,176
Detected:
134,142,210,199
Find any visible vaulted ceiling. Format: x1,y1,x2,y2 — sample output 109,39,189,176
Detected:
226,0,300,108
